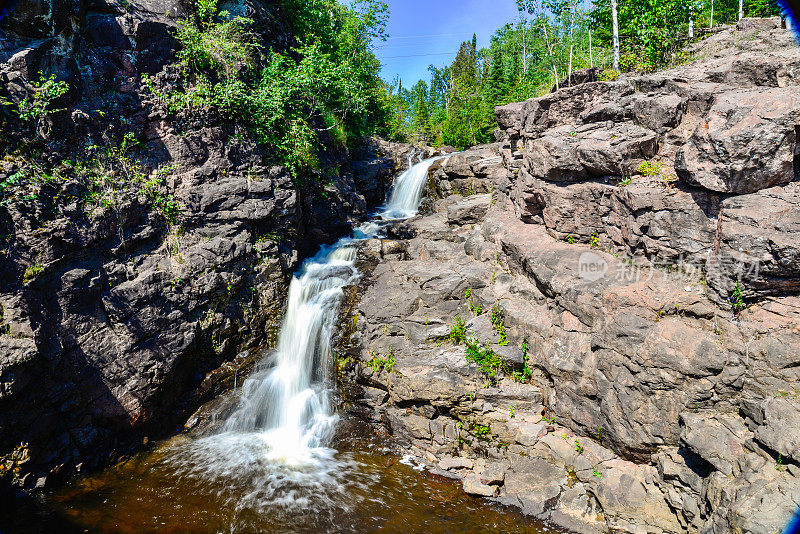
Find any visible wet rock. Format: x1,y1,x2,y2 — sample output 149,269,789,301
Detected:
462,472,498,497
438,456,474,470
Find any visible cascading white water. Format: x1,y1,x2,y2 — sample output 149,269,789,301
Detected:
383,152,442,219
215,156,443,463
167,157,445,500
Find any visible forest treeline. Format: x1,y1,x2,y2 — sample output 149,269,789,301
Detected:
155,0,786,172
386,0,786,149
1,0,788,182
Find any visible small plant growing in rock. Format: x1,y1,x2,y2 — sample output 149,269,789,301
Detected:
574,439,584,455
637,160,663,177
465,339,505,378
465,288,483,315
619,176,631,187
776,454,784,471
473,424,490,439
544,414,556,425
589,232,600,249
731,282,745,315
23,263,43,283
450,315,467,344
17,74,70,127
566,234,576,244
592,468,602,478
509,404,516,419
490,304,509,345
366,351,395,373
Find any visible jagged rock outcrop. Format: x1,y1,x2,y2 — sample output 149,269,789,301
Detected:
494,16,800,305
338,19,800,534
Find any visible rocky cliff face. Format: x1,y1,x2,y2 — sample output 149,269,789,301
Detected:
0,0,408,490
339,19,800,534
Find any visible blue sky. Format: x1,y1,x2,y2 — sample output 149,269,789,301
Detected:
375,0,522,86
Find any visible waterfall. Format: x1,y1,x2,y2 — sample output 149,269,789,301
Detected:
383,153,443,219
170,156,445,490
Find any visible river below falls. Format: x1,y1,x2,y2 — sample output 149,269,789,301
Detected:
38,416,553,534
15,157,556,534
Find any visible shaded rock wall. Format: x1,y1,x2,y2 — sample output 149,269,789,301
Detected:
0,0,408,490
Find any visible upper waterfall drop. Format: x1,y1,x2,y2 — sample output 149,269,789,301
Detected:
383,155,444,218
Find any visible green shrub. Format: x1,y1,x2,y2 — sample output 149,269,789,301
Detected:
23,263,43,283
465,339,505,378
450,315,467,344
597,69,619,81
731,282,745,314
490,304,508,345
367,351,395,373
472,423,490,439
637,160,663,177
17,74,70,125
153,0,393,180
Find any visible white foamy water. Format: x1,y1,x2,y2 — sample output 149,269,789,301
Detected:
165,156,444,509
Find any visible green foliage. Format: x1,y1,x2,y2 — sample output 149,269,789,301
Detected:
394,0,611,149
160,0,393,179
17,74,70,125
465,339,505,378
75,133,183,224
367,351,395,373
490,303,509,345
574,439,584,455
597,68,619,81
619,176,631,186
731,282,745,314
511,338,532,383
464,288,483,315
23,263,43,283
589,231,600,249
472,423,491,439
450,314,468,344
592,467,602,478
637,160,663,176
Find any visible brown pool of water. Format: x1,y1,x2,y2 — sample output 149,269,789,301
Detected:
46,425,555,534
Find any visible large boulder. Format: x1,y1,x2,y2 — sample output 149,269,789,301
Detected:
675,87,800,193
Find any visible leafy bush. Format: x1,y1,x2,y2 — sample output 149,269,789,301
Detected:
597,69,619,81
450,314,467,344
465,339,505,378
637,160,663,177
154,0,393,180
23,263,43,283
17,74,70,125
731,282,745,314
490,303,508,345
367,351,395,373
